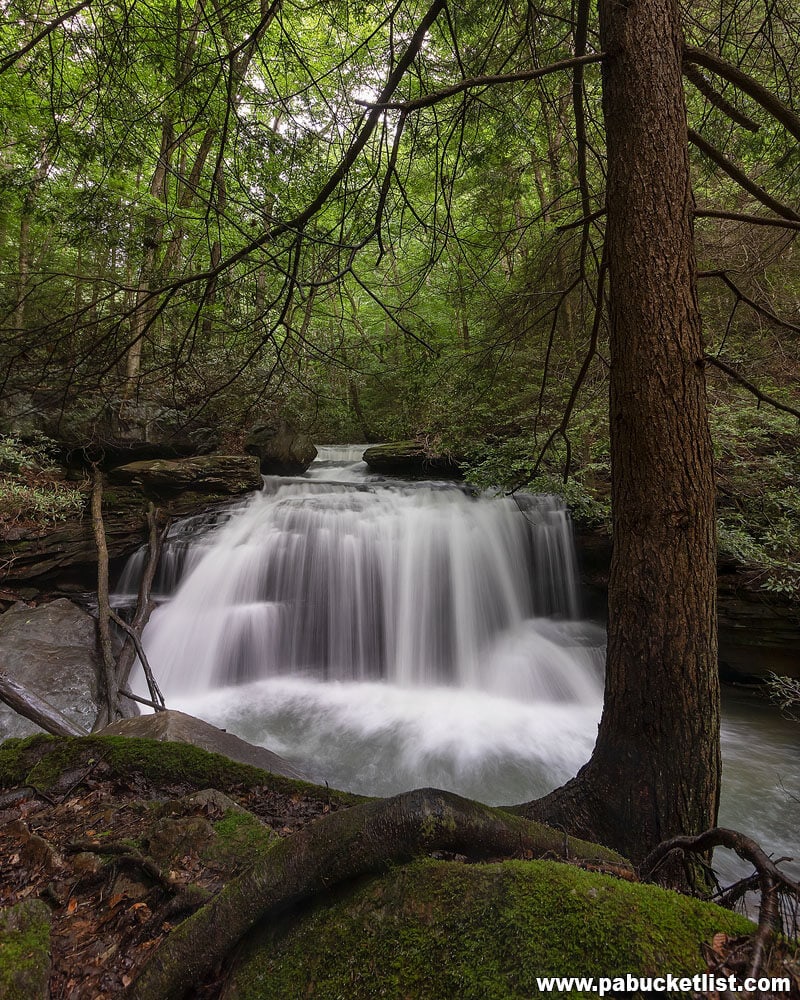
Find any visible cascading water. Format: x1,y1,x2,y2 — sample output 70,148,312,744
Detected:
117,447,799,882
121,449,598,700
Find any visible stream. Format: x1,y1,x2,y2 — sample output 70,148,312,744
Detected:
118,445,799,888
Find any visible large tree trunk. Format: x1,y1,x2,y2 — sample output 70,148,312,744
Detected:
521,0,720,862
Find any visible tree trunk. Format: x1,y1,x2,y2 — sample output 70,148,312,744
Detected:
521,0,720,863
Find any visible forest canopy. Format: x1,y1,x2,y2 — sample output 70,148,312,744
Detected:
0,0,798,585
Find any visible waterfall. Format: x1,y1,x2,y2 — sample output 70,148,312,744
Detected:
115,450,800,882
118,451,603,704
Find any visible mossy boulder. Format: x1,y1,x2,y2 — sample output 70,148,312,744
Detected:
0,899,52,1000
101,709,310,780
224,858,755,1000
0,734,361,808
244,421,317,475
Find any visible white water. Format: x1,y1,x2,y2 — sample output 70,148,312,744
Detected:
119,446,799,887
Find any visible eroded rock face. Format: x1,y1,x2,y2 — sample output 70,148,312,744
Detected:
101,710,311,781
244,422,317,475
0,599,102,738
108,455,262,496
0,395,218,466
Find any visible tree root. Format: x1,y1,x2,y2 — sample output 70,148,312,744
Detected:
65,840,185,893
126,786,628,1000
642,827,800,982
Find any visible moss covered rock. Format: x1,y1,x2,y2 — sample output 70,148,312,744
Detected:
224,859,755,1000
0,899,52,1000
0,734,361,808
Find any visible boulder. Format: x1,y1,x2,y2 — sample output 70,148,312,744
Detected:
101,710,310,781
362,440,462,477
244,422,317,475
0,599,102,738
108,454,262,496
571,522,800,681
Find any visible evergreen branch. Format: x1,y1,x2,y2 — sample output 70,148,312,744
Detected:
354,53,605,112
682,64,760,132
694,208,800,230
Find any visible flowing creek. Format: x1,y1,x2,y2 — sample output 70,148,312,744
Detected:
116,446,799,887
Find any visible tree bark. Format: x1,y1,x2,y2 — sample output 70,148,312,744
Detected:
520,0,720,863
91,468,122,728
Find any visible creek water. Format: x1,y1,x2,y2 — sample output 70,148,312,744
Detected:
118,446,799,887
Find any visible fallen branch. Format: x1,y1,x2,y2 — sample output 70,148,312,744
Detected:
0,668,87,737
110,611,166,711
127,787,628,1000
120,689,167,711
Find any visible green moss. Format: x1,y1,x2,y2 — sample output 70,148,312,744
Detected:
0,735,362,807
227,859,755,1000
0,899,52,1000
203,811,278,871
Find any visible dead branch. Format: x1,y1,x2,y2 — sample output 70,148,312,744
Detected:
126,787,628,1000
110,611,166,710
704,354,800,420
115,505,167,696
0,668,87,737
119,689,168,711
683,46,800,143
355,53,606,113
695,208,800,230
91,467,122,729
688,129,800,222
682,64,761,132
698,270,800,336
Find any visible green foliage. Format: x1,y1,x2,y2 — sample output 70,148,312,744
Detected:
0,433,58,474
0,434,84,527
766,673,800,721
710,392,800,589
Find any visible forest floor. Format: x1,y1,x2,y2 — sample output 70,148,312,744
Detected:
1,736,799,1000
0,740,353,999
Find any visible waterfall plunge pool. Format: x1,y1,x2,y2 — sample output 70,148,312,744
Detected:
119,446,799,887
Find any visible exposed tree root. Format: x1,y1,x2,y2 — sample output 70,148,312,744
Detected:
126,787,627,1000
642,827,800,981
65,840,191,894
